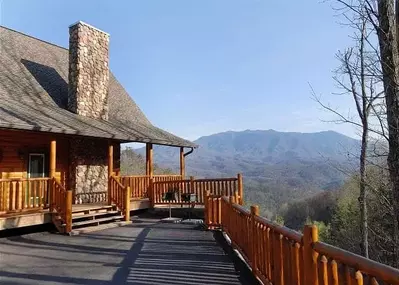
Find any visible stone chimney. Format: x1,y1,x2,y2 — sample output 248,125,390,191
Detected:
68,21,109,120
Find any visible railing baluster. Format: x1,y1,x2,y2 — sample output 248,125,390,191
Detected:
370,277,379,285
344,265,351,285
11,181,16,211
330,260,338,285
320,255,328,285
27,180,31,209
355,271,363,285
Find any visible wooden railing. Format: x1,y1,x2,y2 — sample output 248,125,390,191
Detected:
119,175,182,199
109,175,130,221
0,177,50,215
50,177,72,233
151,179,191,205
150,174,243,206
205,193,399,285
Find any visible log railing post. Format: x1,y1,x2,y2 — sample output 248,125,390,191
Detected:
49,140,56,178
65,190,73,234
237,173,243,205
125,186,131,222
204,190,210,227
250,205,260,275
277,232,285,285
146,143,153,177
304,225,319,285
234,191,239,205
49,140,56,210
108,144,114,205
228,195,234,236
180,147,185,179
149,178,155,208
49,178,54,212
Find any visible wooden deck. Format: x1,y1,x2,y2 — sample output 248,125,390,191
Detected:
0,215,252,285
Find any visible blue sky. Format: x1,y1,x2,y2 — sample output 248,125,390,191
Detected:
0,0,357,141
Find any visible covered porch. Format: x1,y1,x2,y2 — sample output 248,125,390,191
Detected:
0,136,243,233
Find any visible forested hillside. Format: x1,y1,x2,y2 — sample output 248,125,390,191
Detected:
120,147,174,175
279,166,394,266
133,129,359,215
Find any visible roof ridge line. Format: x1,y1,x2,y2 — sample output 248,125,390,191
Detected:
0,25,68,51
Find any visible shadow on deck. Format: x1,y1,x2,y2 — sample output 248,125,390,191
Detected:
0,213,256,285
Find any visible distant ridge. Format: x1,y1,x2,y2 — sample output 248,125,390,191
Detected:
141,129,359,178
135,129,359,214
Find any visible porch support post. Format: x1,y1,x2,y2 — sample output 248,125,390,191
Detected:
180,147,185,178
108,143,114,178
50,140,56,178
108,143,113,205
146,143,153,177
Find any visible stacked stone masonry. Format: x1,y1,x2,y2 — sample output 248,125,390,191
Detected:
68,22,110,120
69,138,108,204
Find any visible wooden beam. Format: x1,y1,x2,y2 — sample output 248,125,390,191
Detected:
108,144,114,178
125,186,131,221
180,147,185,178
146,143,153,177
49,140,56,178
108,143,114,205
146,144,149,176
237,173,243,205
65,190,73,234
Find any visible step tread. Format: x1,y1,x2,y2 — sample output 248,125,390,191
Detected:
70,215,124,227
72,211,120,220
72,205,114,214
70,221,132,236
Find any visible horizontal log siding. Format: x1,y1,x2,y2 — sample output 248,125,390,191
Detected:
0,129,69,187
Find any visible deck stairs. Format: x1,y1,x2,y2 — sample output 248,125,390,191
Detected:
53,204,126,235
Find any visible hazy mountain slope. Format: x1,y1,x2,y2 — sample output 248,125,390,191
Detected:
120,147,174,175
135,129,360,214
144,130,358,178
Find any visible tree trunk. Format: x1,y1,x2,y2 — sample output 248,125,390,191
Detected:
377,0,399,268
359,124,369,258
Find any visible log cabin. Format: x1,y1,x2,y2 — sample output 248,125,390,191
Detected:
1,22,399,285
0,21,202,233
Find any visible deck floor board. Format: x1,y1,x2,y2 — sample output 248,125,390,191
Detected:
0,215,248,285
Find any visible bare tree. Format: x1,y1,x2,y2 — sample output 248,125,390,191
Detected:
374,0,399,267
313,0,389,258
321,0,399,266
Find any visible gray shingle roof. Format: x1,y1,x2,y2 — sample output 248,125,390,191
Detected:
0,26,196,148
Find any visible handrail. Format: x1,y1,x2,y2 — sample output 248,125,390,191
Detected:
231,201,250,215
195,177,238,182
255,215,302,243
0,177,51,182
120,174,182,178
109,175,130,221
112,176,125,189
314,241,399,284
50,177,72,234
151,179,190,185
206,193,399,285
119,175,182,199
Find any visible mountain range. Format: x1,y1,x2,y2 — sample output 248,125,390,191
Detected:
134,129,360,214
